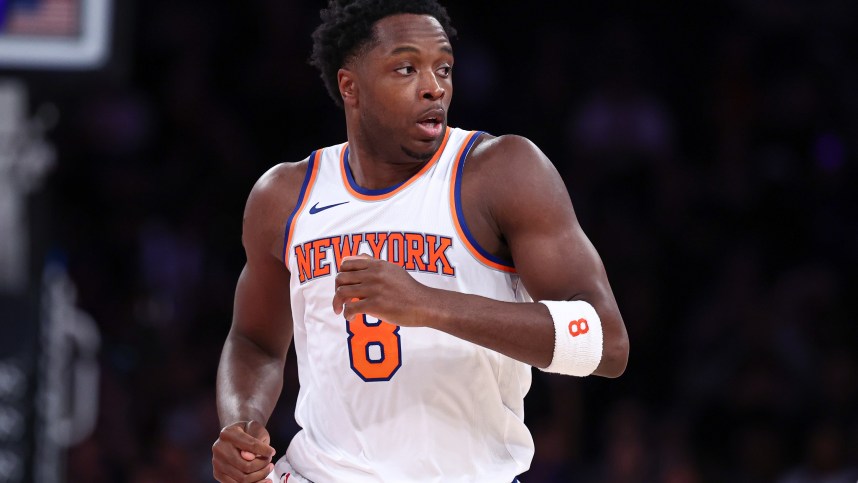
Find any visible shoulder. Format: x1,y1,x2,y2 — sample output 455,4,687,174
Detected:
245,159,310,220
462,132,574,237
243,158,312,260
463,133,562,199
467,133,554,174
465,133,567,207
249,159,309,204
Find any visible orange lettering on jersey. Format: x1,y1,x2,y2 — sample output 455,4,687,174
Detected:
312,238,332,278
294,242,313,283
427,235,455,276
365,233,388,259
387,232,406,267
294,231,455,283
331,234,363,270
405,233,427,271
347,314,402,381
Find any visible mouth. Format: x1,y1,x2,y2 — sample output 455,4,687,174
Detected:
415,109,445,140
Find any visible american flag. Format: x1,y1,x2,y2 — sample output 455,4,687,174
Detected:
1,0,81,37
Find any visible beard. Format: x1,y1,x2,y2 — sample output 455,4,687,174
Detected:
359,108,442,163
401,144,436,162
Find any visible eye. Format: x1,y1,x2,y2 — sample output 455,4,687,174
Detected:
437,65,452,78
395,65,416,75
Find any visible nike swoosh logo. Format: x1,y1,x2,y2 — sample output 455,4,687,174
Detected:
309,201,349,214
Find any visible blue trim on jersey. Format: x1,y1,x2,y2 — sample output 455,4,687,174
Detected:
282,151,317,263
453,132,516,268
343,145,408,196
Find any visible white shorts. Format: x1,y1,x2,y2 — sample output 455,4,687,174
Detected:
266,456,312,483
266,457,521,483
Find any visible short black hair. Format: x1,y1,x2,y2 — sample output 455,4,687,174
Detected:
309,0,456,107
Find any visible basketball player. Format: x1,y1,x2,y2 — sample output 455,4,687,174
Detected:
212,1,629,482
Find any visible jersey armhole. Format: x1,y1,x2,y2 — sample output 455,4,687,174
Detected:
282,149,322,265
449,132,517,273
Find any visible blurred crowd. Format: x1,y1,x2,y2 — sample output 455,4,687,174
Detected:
30,1,858,481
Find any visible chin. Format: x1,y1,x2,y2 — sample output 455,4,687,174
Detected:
416,134,448,160
402,146,438,161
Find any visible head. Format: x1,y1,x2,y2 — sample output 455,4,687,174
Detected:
310,0,457,161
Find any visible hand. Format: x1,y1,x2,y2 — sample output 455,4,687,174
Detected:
212,420,276,483
333,255,433,326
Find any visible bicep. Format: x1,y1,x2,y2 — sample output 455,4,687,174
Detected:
231,255,293,360
229,163,303,360
491,139,613,304
504,173,629,377
510,211,611,303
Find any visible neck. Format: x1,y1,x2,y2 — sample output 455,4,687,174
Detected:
345,124,434,191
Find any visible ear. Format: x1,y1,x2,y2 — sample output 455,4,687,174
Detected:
338,68,358,107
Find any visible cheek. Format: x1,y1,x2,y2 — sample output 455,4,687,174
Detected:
383,81,416,107
374,88,416,123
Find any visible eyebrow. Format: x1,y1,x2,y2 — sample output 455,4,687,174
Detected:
390,45,454,56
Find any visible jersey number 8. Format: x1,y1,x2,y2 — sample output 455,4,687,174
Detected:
346,314,402,381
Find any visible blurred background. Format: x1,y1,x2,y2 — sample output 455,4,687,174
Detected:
1,0,857,482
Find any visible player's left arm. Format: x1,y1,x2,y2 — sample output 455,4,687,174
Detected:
333,135,629,377
486,135,629,377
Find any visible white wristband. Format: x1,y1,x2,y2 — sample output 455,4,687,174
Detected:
539,300,603,376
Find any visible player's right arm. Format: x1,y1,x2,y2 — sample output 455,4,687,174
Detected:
213,161,308,483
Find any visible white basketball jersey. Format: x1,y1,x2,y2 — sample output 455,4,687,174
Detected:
280,127,534,482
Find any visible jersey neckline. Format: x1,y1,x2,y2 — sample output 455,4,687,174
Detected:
339,127,452,201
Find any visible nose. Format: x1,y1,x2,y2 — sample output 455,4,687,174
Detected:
419,72,445,101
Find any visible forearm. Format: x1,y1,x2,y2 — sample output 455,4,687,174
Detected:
216,332,286,427
419,286,627,377
421,288,555,368
334,256,627,376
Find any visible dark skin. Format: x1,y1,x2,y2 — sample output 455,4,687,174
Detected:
213,13,629,483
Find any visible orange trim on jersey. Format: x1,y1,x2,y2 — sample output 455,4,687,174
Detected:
284,149,322,266
339,127,452,201
449,131,517,273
